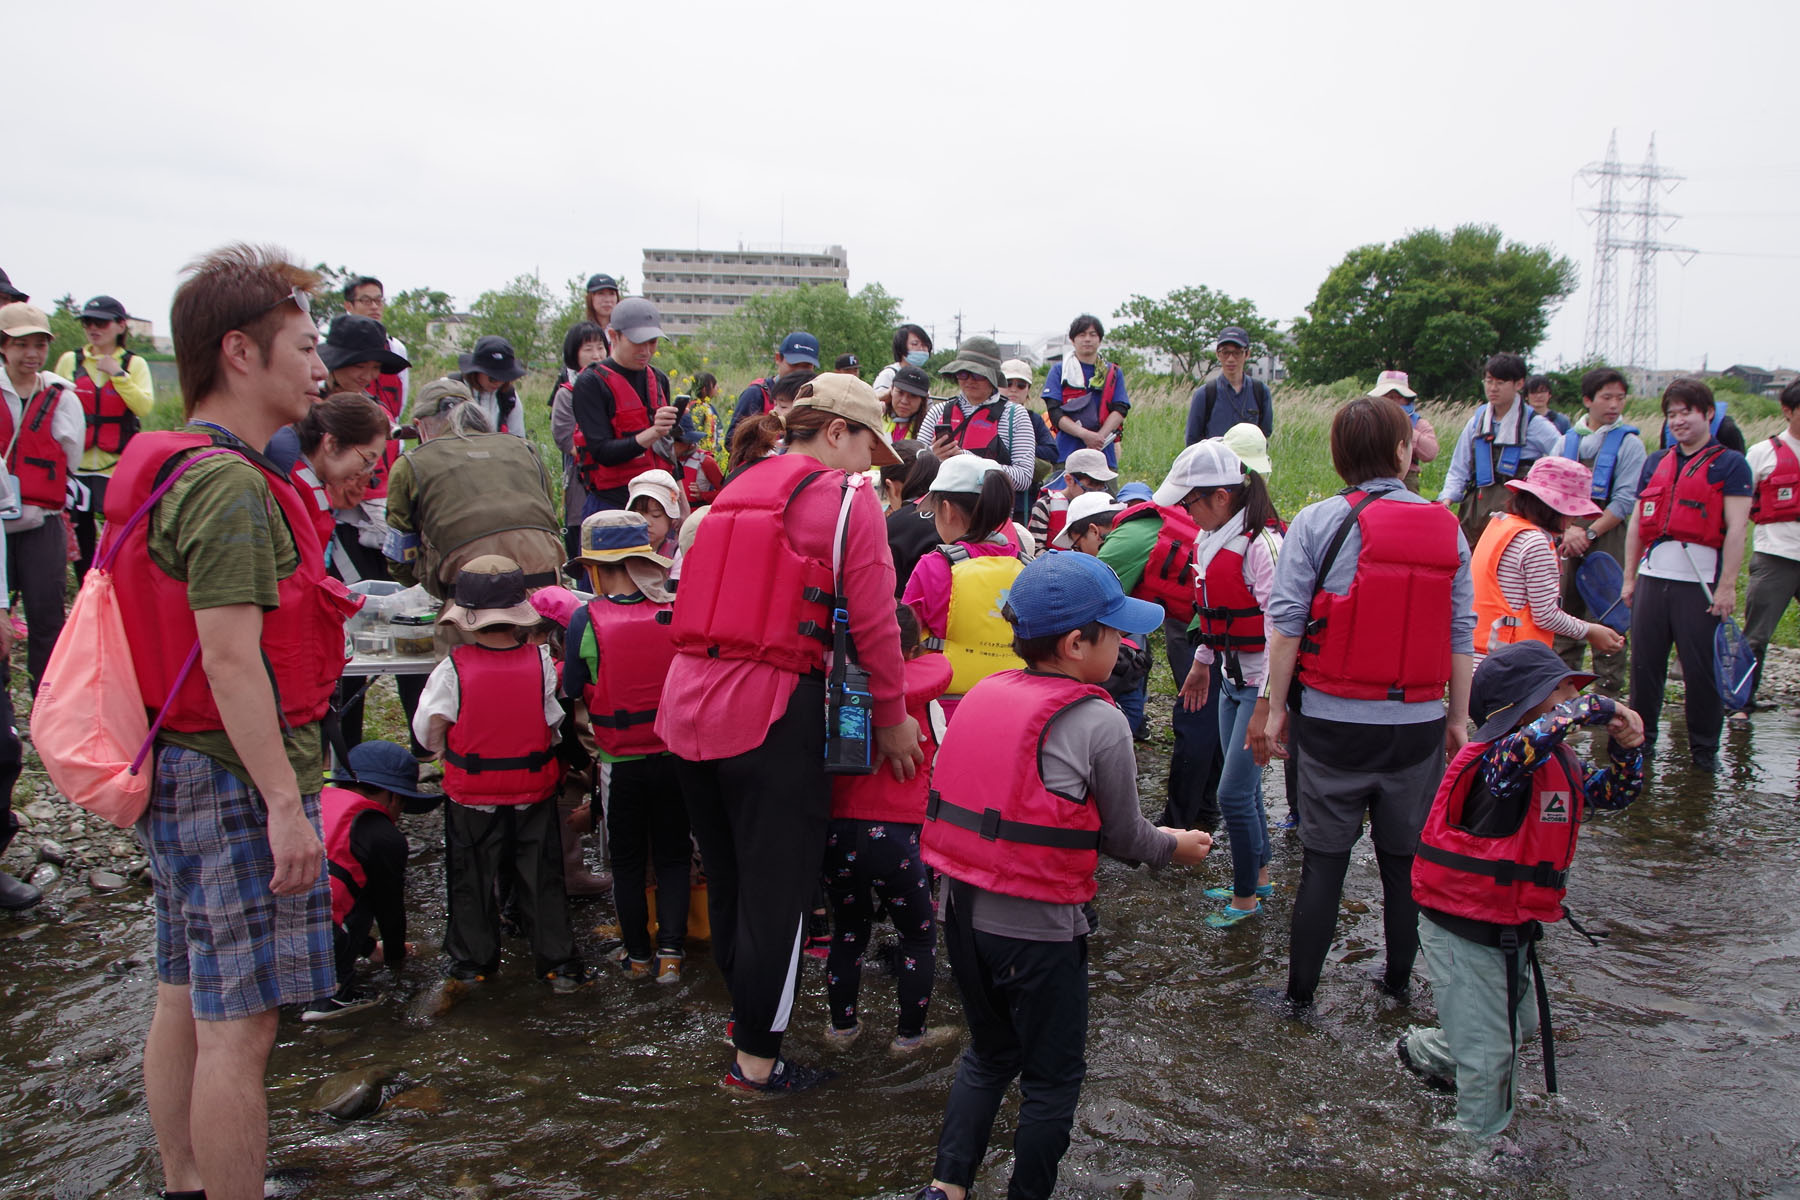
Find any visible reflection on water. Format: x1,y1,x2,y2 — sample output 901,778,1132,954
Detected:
2,714,1797,1199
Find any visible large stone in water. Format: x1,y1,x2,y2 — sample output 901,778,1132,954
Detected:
27,863,59,890
88,870,128,892
37,840,67,866
311,1066,397,1120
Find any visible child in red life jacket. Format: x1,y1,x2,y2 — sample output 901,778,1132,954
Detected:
823,605,956,1052
304,741,442,1023
1400,641,1644,1142
562,511,692,983
412,555,587,991
912,552,1212,1200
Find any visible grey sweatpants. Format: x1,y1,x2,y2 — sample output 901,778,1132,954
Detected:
1404,915,1540,1139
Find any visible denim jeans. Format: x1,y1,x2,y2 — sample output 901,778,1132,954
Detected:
1215,677,1271,899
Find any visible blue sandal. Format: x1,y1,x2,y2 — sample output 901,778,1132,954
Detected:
1205,901,1262,928
1205,883,1272,901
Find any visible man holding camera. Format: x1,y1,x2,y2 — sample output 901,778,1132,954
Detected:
569,298,682,514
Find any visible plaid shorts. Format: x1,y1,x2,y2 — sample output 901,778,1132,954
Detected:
140,744,336,1021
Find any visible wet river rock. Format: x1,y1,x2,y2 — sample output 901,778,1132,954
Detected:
311,1066,418,1121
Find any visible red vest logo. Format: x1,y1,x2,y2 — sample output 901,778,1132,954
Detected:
1539,790,1571,824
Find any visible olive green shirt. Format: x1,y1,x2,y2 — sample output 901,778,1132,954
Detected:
147,448,322,787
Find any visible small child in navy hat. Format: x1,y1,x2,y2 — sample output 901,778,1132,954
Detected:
911,552,1212,1200
305,741,441,1022
1400,640,1644,1142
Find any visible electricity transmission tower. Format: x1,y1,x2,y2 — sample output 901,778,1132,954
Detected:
1579,132,1696,368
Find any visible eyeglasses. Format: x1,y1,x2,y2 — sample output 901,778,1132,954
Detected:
1216,346,1247,358
258,286,312,320
954,371,985,382
353,446,380,477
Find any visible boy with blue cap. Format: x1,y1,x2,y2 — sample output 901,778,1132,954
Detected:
914,552,1212,1200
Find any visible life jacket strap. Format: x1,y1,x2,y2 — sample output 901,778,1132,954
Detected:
1416,842,1567,890
925,789,1101,850
442,747,554,773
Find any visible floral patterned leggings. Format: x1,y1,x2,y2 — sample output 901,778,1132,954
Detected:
823,818,937,1037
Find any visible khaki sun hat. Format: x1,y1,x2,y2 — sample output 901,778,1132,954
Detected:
439,554,544,632
792,373,901,467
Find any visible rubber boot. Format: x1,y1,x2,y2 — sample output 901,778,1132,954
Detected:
559,776,611,897
0,869,42,910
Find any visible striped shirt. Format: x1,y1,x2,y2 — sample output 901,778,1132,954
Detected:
1488,526,1588,653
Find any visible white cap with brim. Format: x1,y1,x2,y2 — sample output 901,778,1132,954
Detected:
1051,491,1125,549
1152,440,1245,507
928,454,1004,495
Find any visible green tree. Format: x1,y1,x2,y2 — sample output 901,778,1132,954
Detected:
383,287,456,368
47,293,84,352
1287,224,1578,398
706,282,905,375
467,273,556,371
1110,285,1277,385
308,263,357,332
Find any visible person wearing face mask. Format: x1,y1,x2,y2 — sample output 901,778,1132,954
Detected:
57,295,156,582
872,323,935,402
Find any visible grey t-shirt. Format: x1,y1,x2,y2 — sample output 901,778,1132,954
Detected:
948,689,1176,941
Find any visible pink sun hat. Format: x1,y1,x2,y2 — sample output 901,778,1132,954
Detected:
1504,456,1603,518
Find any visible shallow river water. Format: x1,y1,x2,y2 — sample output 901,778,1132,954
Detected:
3,711,1797,1199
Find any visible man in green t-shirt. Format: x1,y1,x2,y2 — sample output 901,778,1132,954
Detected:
131,246,340,1200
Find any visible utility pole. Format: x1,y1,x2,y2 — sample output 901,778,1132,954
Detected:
954,311,963,347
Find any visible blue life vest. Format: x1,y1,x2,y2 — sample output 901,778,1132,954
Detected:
1660,400,1727,449
1562,424,1640,503
1469,403,1537,489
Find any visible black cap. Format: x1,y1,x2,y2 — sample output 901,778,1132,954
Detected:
1217,325,1250,348
457,335,526,383
0,269,24,303
79,295,132,323
891,364,931,398
326,740,443,813
585,273,620,294
1470,641,1597,742
321,315,409,374
834,353,860,371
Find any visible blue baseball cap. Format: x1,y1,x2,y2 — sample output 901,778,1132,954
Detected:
1005,552,1163,639
778,330,820,366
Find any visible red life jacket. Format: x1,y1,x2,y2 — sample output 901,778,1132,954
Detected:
921,669,1112,904
3,382,72,509
937,398,1010,462
289,459,337,551
575,363,666,491
580,595,678,758
1297,489,1459,703
752,377,774,413
832,652,954,825
1413,740,1585,927
1044,495,1069,544
679,450,722,507
1058,361,1120,430
362,371,404,500
1195,529,1265,658
73,348,140,453
1637,444,1727,549
101,431,358,733
669,454,838,674
1112,501,1200,624
322,785,391,926
1750,436,1800,525
441,643,561,806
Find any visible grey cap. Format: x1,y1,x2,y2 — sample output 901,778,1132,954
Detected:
609,297,663,344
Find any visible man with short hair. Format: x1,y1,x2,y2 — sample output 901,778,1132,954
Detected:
726,330,818,443
1525,374,1572,434
1185,326,1273,443
341,275,409,417
569,297,680,514
114,244,343,1200
1437,352,1563,548
1622,377,1752,772
1552,368,1645,690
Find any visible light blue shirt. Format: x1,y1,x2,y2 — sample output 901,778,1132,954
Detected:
1267,477,1474,725
1435,403,1563,504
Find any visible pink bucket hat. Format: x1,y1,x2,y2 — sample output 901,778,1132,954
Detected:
1505,456,1603,518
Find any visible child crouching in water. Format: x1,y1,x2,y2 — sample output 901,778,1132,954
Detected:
414,555,586,991
913,552,1213,1200
562,511,692,983
1400,640,1644,1142
824,604,955,1052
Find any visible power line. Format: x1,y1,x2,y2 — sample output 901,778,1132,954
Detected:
1578,131,1695,368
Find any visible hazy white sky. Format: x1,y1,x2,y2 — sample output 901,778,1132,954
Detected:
12,0,1797,375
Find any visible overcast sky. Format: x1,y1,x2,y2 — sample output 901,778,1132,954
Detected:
12,0,1797,376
